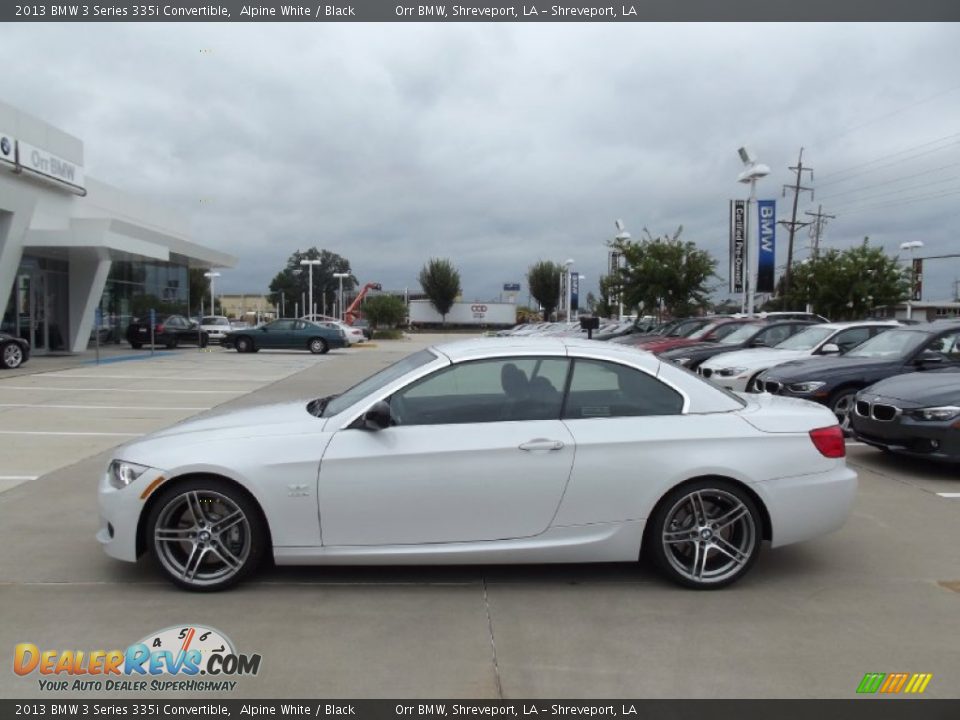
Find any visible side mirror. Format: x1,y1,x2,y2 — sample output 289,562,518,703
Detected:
361,400,392,430
916,350,945,366
820,343,841,354
749,339,769,347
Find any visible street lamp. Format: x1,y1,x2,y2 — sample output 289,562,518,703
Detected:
737,147,771,316
299,259,322,318
333,272,350,321
900,240,924,320
203,271,220,317
563,259,574,321
614,220,631,321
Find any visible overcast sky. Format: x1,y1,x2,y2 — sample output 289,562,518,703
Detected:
4,22,960,305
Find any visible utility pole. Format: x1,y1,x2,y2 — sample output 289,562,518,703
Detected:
805,205,836,260
778,147,815,297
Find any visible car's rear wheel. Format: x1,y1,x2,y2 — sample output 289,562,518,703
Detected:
199,333,209,348
829,388,857,433
129,342,143,350
147,478,266,592
308,338,328,354
165,337,178,349
235,336,253,353
649,479,761,589
1,342,24,369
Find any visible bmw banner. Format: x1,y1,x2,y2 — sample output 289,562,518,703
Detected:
757,199,776,294
570,272,579,311
729,200,746,293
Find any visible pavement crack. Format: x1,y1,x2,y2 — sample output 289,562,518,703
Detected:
481,576,504,700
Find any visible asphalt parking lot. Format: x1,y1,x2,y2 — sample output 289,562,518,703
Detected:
1,337,958,700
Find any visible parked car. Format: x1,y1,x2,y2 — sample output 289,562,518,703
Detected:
661,320,819,370
126,314,209,349
732,311,830,323
316,320,366,345
198,316,232,344
632,318,760,354
222,318,346,354
699,321,900,392
851,368,960,462
351,318,373,340
753,321,960,430
98,337,856,592
611,317,715,348
0,331,30,369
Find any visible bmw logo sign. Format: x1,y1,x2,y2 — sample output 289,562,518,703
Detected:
0,137,10,157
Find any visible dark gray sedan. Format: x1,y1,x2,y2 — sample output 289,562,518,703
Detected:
851,368,960,462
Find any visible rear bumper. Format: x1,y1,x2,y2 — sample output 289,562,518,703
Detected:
755,464,858,547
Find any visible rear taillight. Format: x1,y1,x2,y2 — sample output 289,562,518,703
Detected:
156,324,165,333
809,425,845,458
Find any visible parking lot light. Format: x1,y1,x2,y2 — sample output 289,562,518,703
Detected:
203,271,220,316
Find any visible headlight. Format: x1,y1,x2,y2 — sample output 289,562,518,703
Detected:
788,381,826,394
716,367,747,377
672,358,691,366
108,460,150,489
910,406,960,422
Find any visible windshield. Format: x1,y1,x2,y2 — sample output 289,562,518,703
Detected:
774,326,834,351
718,324,763,344
321,349,439,417
845,329,927,359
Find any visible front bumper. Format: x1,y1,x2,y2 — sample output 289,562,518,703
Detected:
97,464,168,563
755,464,858,547
852,412,960,462
698,367,754,392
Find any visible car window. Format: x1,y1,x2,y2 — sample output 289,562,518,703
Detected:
832,327,871,352
718,324,762,344
562,359,683,419
775,325,834,350
846,329,927,358
758,325,793,346
924,330,960,361
268,320,296,332
392,357,569,425
710,323,746,341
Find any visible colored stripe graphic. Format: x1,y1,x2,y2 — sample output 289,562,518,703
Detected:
857,672,932,694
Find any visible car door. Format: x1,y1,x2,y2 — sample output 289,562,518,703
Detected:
261,320,294,348
317,356,575,546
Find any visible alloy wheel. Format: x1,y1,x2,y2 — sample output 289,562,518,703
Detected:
831,391,856,432
3,343,23,369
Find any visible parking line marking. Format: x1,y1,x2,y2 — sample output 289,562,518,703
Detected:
40,373,267,382
936,493,960,498
0,403,208,411
0,431,144,437
0,386,240,394
0,475,38,481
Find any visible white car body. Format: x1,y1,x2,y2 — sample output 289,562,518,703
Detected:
98,337,856,590
198,316,232,343
316,320,365,345
699,321,900,392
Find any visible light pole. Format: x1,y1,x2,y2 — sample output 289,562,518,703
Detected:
614,220,631,320
299,259,321,319
203,271,220,317
333,272,350,321
900,240,924,320
736,147,771,316
563,259,574,321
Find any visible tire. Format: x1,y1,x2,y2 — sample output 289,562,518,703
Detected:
829,388,858,434
130,342,143,350
1,341,24,369
648,479,762,590
165,336,179,350
146,477,267,592
199,334,209,348
308,337,328,355
235,336,253,353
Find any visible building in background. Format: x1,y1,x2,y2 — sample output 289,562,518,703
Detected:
872,301,960,323
0,100,236,353
219,294,276,324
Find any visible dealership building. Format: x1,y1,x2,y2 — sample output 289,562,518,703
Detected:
0,100,236,353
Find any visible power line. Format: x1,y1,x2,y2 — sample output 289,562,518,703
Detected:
805,205,836,259
818,160,960,200
816,140,960,189
778,147,814,296
826,175,960,210
832,188,960,215
817,131,960,181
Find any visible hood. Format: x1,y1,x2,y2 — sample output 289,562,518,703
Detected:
862,369,960,406
702,347,809,370
763,354,897,382
145,400,320,442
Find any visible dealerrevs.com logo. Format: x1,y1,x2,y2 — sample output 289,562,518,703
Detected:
13,624,261,692
857,672,933,695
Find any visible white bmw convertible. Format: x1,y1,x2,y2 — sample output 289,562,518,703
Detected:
98,338,856,591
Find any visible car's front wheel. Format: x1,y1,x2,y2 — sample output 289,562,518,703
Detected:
648,479,761,589
147,478,266,591
1,341,24,369
235,336,253,353
829,388,857,433
308,337,328,354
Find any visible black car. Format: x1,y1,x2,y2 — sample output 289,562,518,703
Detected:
0,331,30,369
126,314,209,349
754,321,960,430
660,320,819,370
851,368,960,462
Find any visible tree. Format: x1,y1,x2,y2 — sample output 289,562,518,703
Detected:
188,268,224,315
613,227,717,318
778,238,908,320
595,275,618,319
362,294,407,329
267,248,356,317
527,260,563,320
418,258,461,324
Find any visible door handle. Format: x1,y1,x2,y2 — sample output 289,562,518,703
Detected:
518,439,565,452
